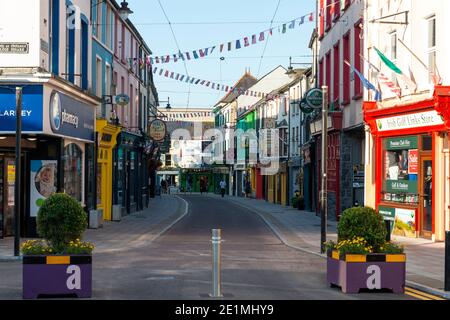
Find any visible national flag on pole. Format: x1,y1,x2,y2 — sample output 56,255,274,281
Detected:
360,54,401,98
373,47,417,92
344,60,381,101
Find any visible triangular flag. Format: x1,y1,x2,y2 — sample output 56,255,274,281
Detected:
185,76,190,83
252,35,257,44
220,44,224,52
210,46,216,54
228,42,232,51
206,81,210,87
178,51,185,61
289,20,295,29
299,16,305,25
193,50,199,59
164,70,169,77
173,54,178,63
200,80,205,85
199,49,205,57
236,39,241,49
186,52,191,60
153,67,158,74
282,24,287,33
159,69,163,75
165,55,170,63
212,83,215,89
244,37,250,47
179,75,185,82
190,78,195,84
309,13,314,21
170,72,174,79
175,73,179,80
259,32,265,41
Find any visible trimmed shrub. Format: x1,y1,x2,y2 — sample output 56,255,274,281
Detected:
37,193,87,253
337,206,387,251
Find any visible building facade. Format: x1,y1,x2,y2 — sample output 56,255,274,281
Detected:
363,0,450,241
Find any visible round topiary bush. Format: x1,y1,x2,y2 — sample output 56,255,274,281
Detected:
37,193,87,253
337,206,387,251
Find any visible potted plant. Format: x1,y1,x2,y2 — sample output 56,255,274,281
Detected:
297,196,305,210
22,193,94,299
325,207,405,294
291,196,298,209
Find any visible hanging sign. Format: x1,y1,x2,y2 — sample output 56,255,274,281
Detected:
304,88,323,109
149,119,167,142
115,94,130,106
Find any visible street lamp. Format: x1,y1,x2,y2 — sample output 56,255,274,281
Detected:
285,57,312,76
118,1,133,20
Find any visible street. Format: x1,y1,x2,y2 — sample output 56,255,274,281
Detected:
0,195,415,300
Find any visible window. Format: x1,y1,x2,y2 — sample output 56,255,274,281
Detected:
343,33,350,103
354,22,363,98
319,0,325,37
64,143,83,202
326,0,331,30
106,6,111,48
381,136,421,206
319,59,324,87
333,41,340,105
427,16,437,82
390,32,397,60
81,20,89,90
96,57,102,97
96,0,102,40
326,51,331,103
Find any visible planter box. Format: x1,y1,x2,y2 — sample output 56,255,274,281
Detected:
327,250,405,294
23,255,92,299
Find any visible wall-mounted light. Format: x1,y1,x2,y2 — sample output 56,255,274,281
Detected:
0,136,7,140
27,138,38,141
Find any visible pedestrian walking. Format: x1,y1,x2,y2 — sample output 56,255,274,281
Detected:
219,179,227,198
245,179,251,198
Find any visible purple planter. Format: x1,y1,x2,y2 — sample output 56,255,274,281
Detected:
23,255,92,299
327,251,405,294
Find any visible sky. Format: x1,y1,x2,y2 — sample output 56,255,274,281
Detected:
130,0,316,109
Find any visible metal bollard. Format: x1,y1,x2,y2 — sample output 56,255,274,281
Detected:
445,231,450,291
385,220,391,242
210,229,223,297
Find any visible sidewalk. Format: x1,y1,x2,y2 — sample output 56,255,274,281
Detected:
206,193,449,299
0,194,188,260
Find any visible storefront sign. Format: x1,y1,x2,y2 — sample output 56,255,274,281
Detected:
264,118,276,129
149,119,166,142
115,94,130,106
49,91,95,142
385,136,418,150
408,149,419,174
30,160,57,218
376,110,444,132
353,164,365,189
0,42,29,54
0,85,43,132
385,179,418,193
379,206,396,221
304,88,323,109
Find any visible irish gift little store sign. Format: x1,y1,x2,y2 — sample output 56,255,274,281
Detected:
377,110,444,132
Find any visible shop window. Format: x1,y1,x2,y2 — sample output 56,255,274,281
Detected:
422,135,432,151
63,143,83,202
381,136,420,206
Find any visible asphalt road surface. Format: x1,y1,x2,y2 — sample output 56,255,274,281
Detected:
0,194,415,300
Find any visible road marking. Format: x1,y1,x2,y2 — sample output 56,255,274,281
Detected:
152,195,190,241
405,287,446,300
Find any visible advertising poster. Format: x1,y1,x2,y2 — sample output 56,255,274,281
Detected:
30,160,57,217
393,208,416,238
408,149,419,175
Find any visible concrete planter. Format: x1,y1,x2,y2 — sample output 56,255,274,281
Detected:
327,250,405,294
23,255,92,299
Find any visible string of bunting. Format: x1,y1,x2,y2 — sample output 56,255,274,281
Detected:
148,12,314,65
152,66,283,100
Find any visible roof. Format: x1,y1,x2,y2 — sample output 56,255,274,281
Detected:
213,71,258,108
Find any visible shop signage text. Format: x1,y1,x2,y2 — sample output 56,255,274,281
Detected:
0,85,43,132
0,42,29,54
385,136,418,150
385,179,418,193
376,110,444,132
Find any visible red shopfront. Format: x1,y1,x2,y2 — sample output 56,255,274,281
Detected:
312,112,343,220
363,87,450,240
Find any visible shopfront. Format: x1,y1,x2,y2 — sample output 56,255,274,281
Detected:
114,130,145,216
96,119,120,221
0,81,97,237
364,87,450,241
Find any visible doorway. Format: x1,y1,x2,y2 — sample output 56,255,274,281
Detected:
419,156,433,239
0,157,15,237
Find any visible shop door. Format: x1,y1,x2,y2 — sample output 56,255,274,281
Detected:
1,158,16,237
419,156,433,239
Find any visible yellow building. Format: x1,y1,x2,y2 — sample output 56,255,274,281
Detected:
96,119,121,221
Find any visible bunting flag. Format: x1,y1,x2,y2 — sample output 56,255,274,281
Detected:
149,13,314,64
153,66,282,100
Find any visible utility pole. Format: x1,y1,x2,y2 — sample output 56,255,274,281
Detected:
320,86,328,254
14,87,22,256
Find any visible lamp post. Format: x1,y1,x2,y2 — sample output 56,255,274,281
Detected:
14,87,22,256
320,86,328,254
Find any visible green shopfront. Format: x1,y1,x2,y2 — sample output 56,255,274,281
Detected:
113,130,148,216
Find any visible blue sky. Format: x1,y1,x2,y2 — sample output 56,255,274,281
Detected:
130,0,316,109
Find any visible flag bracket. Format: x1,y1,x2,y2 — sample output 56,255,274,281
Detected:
369,11,408,25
